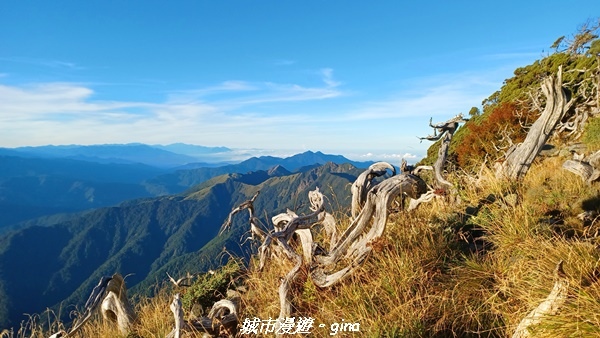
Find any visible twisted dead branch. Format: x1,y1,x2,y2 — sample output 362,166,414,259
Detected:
312,174,427,287
167,294,187,338
220,191,265,241
351,162,396,219
222,164,427,320
100,274,136,335
419,114,469,191
166,272,195,287
67,276,112,335
46,271,237,338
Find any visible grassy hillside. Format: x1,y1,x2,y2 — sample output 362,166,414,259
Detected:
9,154,599,338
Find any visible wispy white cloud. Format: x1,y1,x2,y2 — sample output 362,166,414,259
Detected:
0,66,505,163
341,152,423,165
0,83,149,119
0,56,84,70
172,80,258,98
320,68,341,88
229,82,342,106
0,73,345,148
345,72,501,121
168,71,344,109
359,152,418,160
220,68,343,106
274,59,296,66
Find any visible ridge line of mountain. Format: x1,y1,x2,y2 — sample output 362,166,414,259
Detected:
0,161,365,327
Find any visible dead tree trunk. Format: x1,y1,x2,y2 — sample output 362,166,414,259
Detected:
167,294,187,338
312,173,427,287
419,114,469,192
100,274,136,335
52,273,135,338
351,162,396,219
496,66,569,180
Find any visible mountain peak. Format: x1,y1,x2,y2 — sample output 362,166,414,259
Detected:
267,164,291,176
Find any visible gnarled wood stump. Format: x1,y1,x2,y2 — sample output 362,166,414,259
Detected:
167,294,238,338
563,150,600,184
48,273,135,338
100,274,136,335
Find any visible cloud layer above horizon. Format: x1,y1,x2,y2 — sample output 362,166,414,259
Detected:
0,66,510,161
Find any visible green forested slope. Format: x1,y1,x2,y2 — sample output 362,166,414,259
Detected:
0,162,362,328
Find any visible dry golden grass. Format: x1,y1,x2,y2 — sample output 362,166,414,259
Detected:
10,155,600,337
237,157,600,337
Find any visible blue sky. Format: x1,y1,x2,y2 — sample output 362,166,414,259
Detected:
1,1,599,163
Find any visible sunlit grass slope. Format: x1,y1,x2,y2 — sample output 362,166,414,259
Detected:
8,155,600,338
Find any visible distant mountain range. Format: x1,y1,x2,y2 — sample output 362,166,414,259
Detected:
0,145,374,230
144,150,375,195
0,143,380,327
0,143,229,168
0,161,364,328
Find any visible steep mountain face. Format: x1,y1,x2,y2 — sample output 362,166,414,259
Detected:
0,162,363,328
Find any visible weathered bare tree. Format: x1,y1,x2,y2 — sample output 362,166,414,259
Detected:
220,191,265,241
45,271,237,338
99,274,136,335
496,66,571,180
551,19,600,55
418,114,469,191
555,66,599,139
222,164,427,320
408,114,469,210
350,162,396,219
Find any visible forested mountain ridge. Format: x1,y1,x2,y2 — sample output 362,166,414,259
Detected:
0,150,370,232
0,162,363,328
